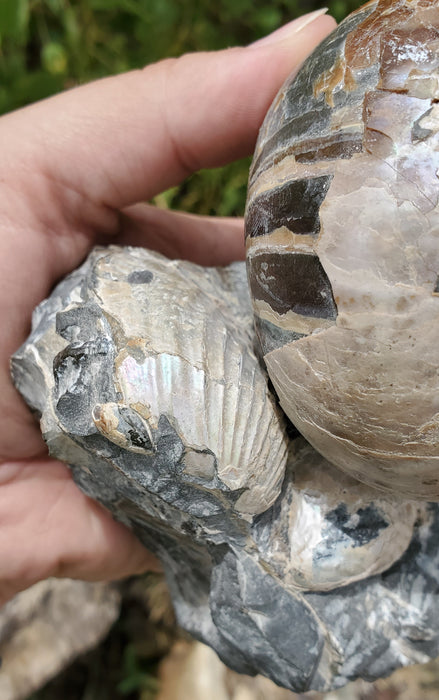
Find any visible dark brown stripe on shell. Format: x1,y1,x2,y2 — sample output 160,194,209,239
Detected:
248,251,338,320
245,175,333,239
254,316,306,355
295,134,362,163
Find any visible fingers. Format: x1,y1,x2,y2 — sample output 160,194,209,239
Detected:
1,13,336,460
116,204,245,266
0,16,339,601
0,459,159,605
0,12,336,213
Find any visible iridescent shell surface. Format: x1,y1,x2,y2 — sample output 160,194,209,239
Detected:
246,0,439,499
253,438,419,591
16,246,289,517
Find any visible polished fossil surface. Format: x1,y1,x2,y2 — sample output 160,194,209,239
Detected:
246,0,439,498
11,245,439,693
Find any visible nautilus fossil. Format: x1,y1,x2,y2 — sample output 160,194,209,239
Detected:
246,0,439,499
11,0,439,693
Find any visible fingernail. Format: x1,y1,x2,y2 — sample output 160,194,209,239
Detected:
249,8,329,48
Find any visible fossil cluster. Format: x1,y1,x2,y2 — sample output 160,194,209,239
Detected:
11,246,439,692
11,0,439,693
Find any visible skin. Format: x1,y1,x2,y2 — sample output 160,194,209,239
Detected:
0,11,335,606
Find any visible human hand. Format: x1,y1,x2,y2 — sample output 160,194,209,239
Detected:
0,9,335,605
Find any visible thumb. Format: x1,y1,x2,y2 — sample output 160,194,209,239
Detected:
0,11,336,213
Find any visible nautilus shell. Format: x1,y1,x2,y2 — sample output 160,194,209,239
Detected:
10,0,439,693
246,0,439,499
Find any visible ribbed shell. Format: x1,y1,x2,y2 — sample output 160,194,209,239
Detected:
85,247,288,514
246,0,439,499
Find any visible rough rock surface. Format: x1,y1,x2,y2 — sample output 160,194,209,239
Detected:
246,0,439,498
11,245,439,693
0,579,120,700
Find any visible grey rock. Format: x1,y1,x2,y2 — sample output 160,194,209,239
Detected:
11,245,439,693
0,579,120,700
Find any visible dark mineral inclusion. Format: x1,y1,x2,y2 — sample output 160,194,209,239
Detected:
10,245,439,693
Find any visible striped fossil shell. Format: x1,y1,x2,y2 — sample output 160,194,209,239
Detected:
246,0,439,499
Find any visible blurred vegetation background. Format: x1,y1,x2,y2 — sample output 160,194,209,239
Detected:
0,0,363,219
1,1,365,698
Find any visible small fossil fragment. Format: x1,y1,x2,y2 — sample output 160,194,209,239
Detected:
252,438,419,592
